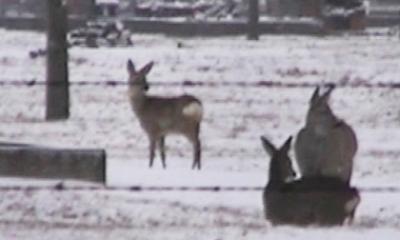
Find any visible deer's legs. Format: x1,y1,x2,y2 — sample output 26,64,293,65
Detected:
186,124,202,170
345,210,355,225
149,138,156,168
159,136,166,169
192,138,202,170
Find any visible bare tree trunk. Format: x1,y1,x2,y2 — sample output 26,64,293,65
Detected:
46,0,70,120
248,0,259,40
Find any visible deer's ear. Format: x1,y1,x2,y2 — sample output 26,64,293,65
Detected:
140,61,154,76
127,59,136,74
261,136,277,157
321,84,335,103
280,136,292,154
310,86,320,104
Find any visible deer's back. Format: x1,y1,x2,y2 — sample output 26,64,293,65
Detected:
132,94,202,136
295,121,357,182
263,177,360,226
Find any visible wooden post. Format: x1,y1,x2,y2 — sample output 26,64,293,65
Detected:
248,0,259,40
46,0,70,120
0,143,106,183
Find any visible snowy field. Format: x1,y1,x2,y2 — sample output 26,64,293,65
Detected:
1,28,400,239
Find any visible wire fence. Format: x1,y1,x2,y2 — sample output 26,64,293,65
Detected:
0,184,399,193
1,80,400,89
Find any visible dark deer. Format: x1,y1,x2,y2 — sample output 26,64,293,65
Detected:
261,136,360,226
295,86,357,183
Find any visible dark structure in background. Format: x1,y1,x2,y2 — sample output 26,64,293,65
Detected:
323,0,367,31
46,0,70,120
325,0,364,8
303,0,323,18
0,0,46,17
0,0,115,19
95,0,119,17
68,20,133,47
1,1,399,36
66,0,120,18
67,0,96,18
267,0,367,31
248,0,259,40
267,0,303,17
267,0,330,18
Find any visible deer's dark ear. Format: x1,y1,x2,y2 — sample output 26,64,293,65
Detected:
310,86,320,104
140,61,154,76
280,136,292,153
127,59,136,74
261,136,277,157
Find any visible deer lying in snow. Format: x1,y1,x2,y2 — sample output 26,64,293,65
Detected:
261,136,360,226
127,60,203,169
295,86,358,183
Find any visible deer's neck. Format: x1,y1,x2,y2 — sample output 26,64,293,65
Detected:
306,113,339,136
268,159,285,187
128,87,147,110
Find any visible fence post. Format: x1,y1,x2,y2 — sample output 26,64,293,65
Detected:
46,0,70,120
248,0,259,40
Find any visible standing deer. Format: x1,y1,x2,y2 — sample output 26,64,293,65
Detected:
261,136,360,226
127,59,203,169
295,86,358,183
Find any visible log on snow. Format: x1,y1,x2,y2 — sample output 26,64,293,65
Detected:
0,143,106,183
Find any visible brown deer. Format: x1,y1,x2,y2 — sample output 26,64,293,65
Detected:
295,86,358,183
127,60,203,169
261,136,360,226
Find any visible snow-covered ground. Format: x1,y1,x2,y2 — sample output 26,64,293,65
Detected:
1,28,400,239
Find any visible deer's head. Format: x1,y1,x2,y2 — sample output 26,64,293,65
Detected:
306,85,337,127
261,136,296,183
127,59,154,92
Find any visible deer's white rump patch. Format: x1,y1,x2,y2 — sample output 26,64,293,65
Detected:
182,102,203,121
